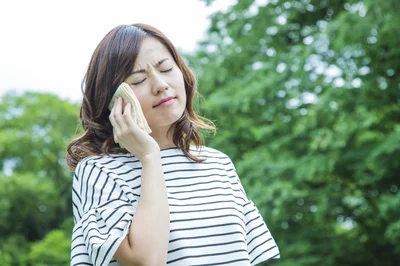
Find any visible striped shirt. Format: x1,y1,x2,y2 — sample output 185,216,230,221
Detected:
70,146,280,265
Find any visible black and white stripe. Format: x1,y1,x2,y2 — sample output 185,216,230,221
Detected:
71,146,280,265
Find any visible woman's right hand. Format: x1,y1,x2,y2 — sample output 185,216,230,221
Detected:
109,97,160,161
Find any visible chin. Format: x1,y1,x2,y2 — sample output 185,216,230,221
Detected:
150,112,184,128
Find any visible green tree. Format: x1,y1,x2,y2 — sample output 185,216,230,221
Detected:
192,0,400,265
0,250,12,266
0,91,79,264
27,230,71,266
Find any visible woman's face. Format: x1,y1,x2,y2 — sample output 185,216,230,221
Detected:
123,36,186,132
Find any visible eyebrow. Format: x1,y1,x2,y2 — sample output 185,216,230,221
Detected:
130,58,169,75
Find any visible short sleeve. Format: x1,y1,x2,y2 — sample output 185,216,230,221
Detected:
226,157,280,265
71,157,138,266
244,200,280,264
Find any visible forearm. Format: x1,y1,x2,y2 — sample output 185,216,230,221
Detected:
128,153,170,264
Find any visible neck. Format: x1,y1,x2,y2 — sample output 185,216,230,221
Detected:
150,125,176,150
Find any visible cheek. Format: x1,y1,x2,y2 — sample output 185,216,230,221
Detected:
176,74,186,99
181,91,187,107
133,91,151,116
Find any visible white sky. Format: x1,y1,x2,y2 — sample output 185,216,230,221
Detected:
0,0,232,103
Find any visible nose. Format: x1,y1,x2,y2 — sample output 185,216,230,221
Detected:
151,73,168,95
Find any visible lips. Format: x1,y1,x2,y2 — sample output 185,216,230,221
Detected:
154,97,175,107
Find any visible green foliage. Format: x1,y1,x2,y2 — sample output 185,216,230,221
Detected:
0,91,79,177
0,91,79,265
27,230,71,266
0,173,60,240
0,251,11,266
0,234,31,265
193,0,400,265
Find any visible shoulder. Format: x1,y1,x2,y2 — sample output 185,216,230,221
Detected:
191,145,226,157
74,153,138,176
193,146,235,165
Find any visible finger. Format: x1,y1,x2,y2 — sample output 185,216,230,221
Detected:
110,98,127,144
113,97,129,130
123,102,140,130
125,100,138,125
112,128,119,144
113,127,127,149
109,100,120,130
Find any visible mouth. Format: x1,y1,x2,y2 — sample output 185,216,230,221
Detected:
153,97,176,108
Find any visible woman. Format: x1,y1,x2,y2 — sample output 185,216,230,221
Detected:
66,23,280,266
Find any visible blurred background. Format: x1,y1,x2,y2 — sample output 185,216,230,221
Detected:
0,0,399,265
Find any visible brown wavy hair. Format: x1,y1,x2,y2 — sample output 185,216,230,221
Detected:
65,23,215,170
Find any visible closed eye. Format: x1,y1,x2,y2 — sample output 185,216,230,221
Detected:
161,67,173,73
132,78,146,85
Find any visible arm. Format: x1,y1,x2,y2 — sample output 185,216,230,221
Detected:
110,97,170,265
114,153,170,266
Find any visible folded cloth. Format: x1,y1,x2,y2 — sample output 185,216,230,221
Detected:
108,82,152,134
